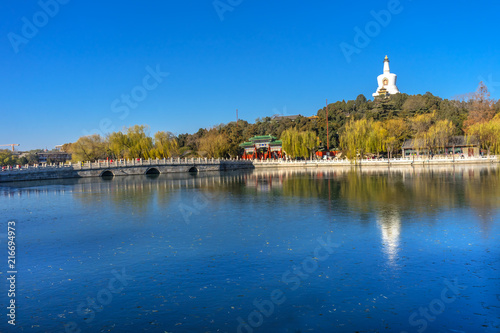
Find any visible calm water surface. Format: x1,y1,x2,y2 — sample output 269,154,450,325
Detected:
1,165,499,333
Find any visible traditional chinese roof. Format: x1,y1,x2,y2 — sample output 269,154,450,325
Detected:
240,142,255,148
239,135,282,148
402,136,479,149
448,136,479,146
248,135,278,142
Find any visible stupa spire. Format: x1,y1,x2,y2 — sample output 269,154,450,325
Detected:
384,55,390,73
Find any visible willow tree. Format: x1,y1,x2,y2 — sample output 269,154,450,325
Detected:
467,116,500,156
125,125,154,159
409,112,435,156
340,118,372,162
427,119,455,154
71,134,107,162
151,131,179,158
384,118,408,158
106,125,154,159
367,121,388,157
107,131,129,159
281,128,318,159
300,130,320,159
281,128,300,158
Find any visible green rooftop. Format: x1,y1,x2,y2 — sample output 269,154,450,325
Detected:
248,135,278,142
239,135,282,148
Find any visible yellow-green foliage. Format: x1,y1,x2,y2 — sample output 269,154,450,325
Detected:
70,134,107,162
384,118,409,158
198,129,230,158
0,150,18,166
467,117,500,155
427,119,455,151
340,119,372,161
281,128,318,159
150,131,179,159
71,125,179,162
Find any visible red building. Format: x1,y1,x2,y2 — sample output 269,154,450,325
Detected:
240,135,283,160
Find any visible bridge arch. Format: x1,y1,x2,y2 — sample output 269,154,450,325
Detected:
100,170,114,178
145,167,160,175
188,166,198,173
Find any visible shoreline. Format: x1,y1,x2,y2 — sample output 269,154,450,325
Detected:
0,156,497,183
253,156,498,168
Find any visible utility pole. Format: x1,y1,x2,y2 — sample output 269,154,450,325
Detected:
236,109,238,126
326,99,329,152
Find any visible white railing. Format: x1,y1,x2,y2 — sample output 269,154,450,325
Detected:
1,155,497,173
252,155,498,165
0,157,251,173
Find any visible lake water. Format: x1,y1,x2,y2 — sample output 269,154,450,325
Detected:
1,165,499,333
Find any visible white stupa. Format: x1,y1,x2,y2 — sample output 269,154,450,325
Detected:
372,55,400,97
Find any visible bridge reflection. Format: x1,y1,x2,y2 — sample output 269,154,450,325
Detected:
1,165,498,238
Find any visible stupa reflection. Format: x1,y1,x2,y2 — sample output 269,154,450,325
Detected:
377,207,402,266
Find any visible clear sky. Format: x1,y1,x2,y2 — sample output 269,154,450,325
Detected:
1,0,499,150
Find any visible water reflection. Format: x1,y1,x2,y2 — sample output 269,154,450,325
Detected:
1,164,499,332
377,207,401,266
1,164,499,234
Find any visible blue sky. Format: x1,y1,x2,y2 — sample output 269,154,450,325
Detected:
1,0,499,150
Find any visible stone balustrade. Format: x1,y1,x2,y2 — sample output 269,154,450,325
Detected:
0,156,497,183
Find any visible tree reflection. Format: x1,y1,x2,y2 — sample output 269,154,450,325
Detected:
463,167,500,237
9,165,497,234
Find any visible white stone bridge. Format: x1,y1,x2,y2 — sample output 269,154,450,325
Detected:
0,158,254,183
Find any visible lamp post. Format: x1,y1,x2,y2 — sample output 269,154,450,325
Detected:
326,99,329,152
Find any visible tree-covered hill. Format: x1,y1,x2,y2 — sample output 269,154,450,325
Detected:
21,82,500,164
